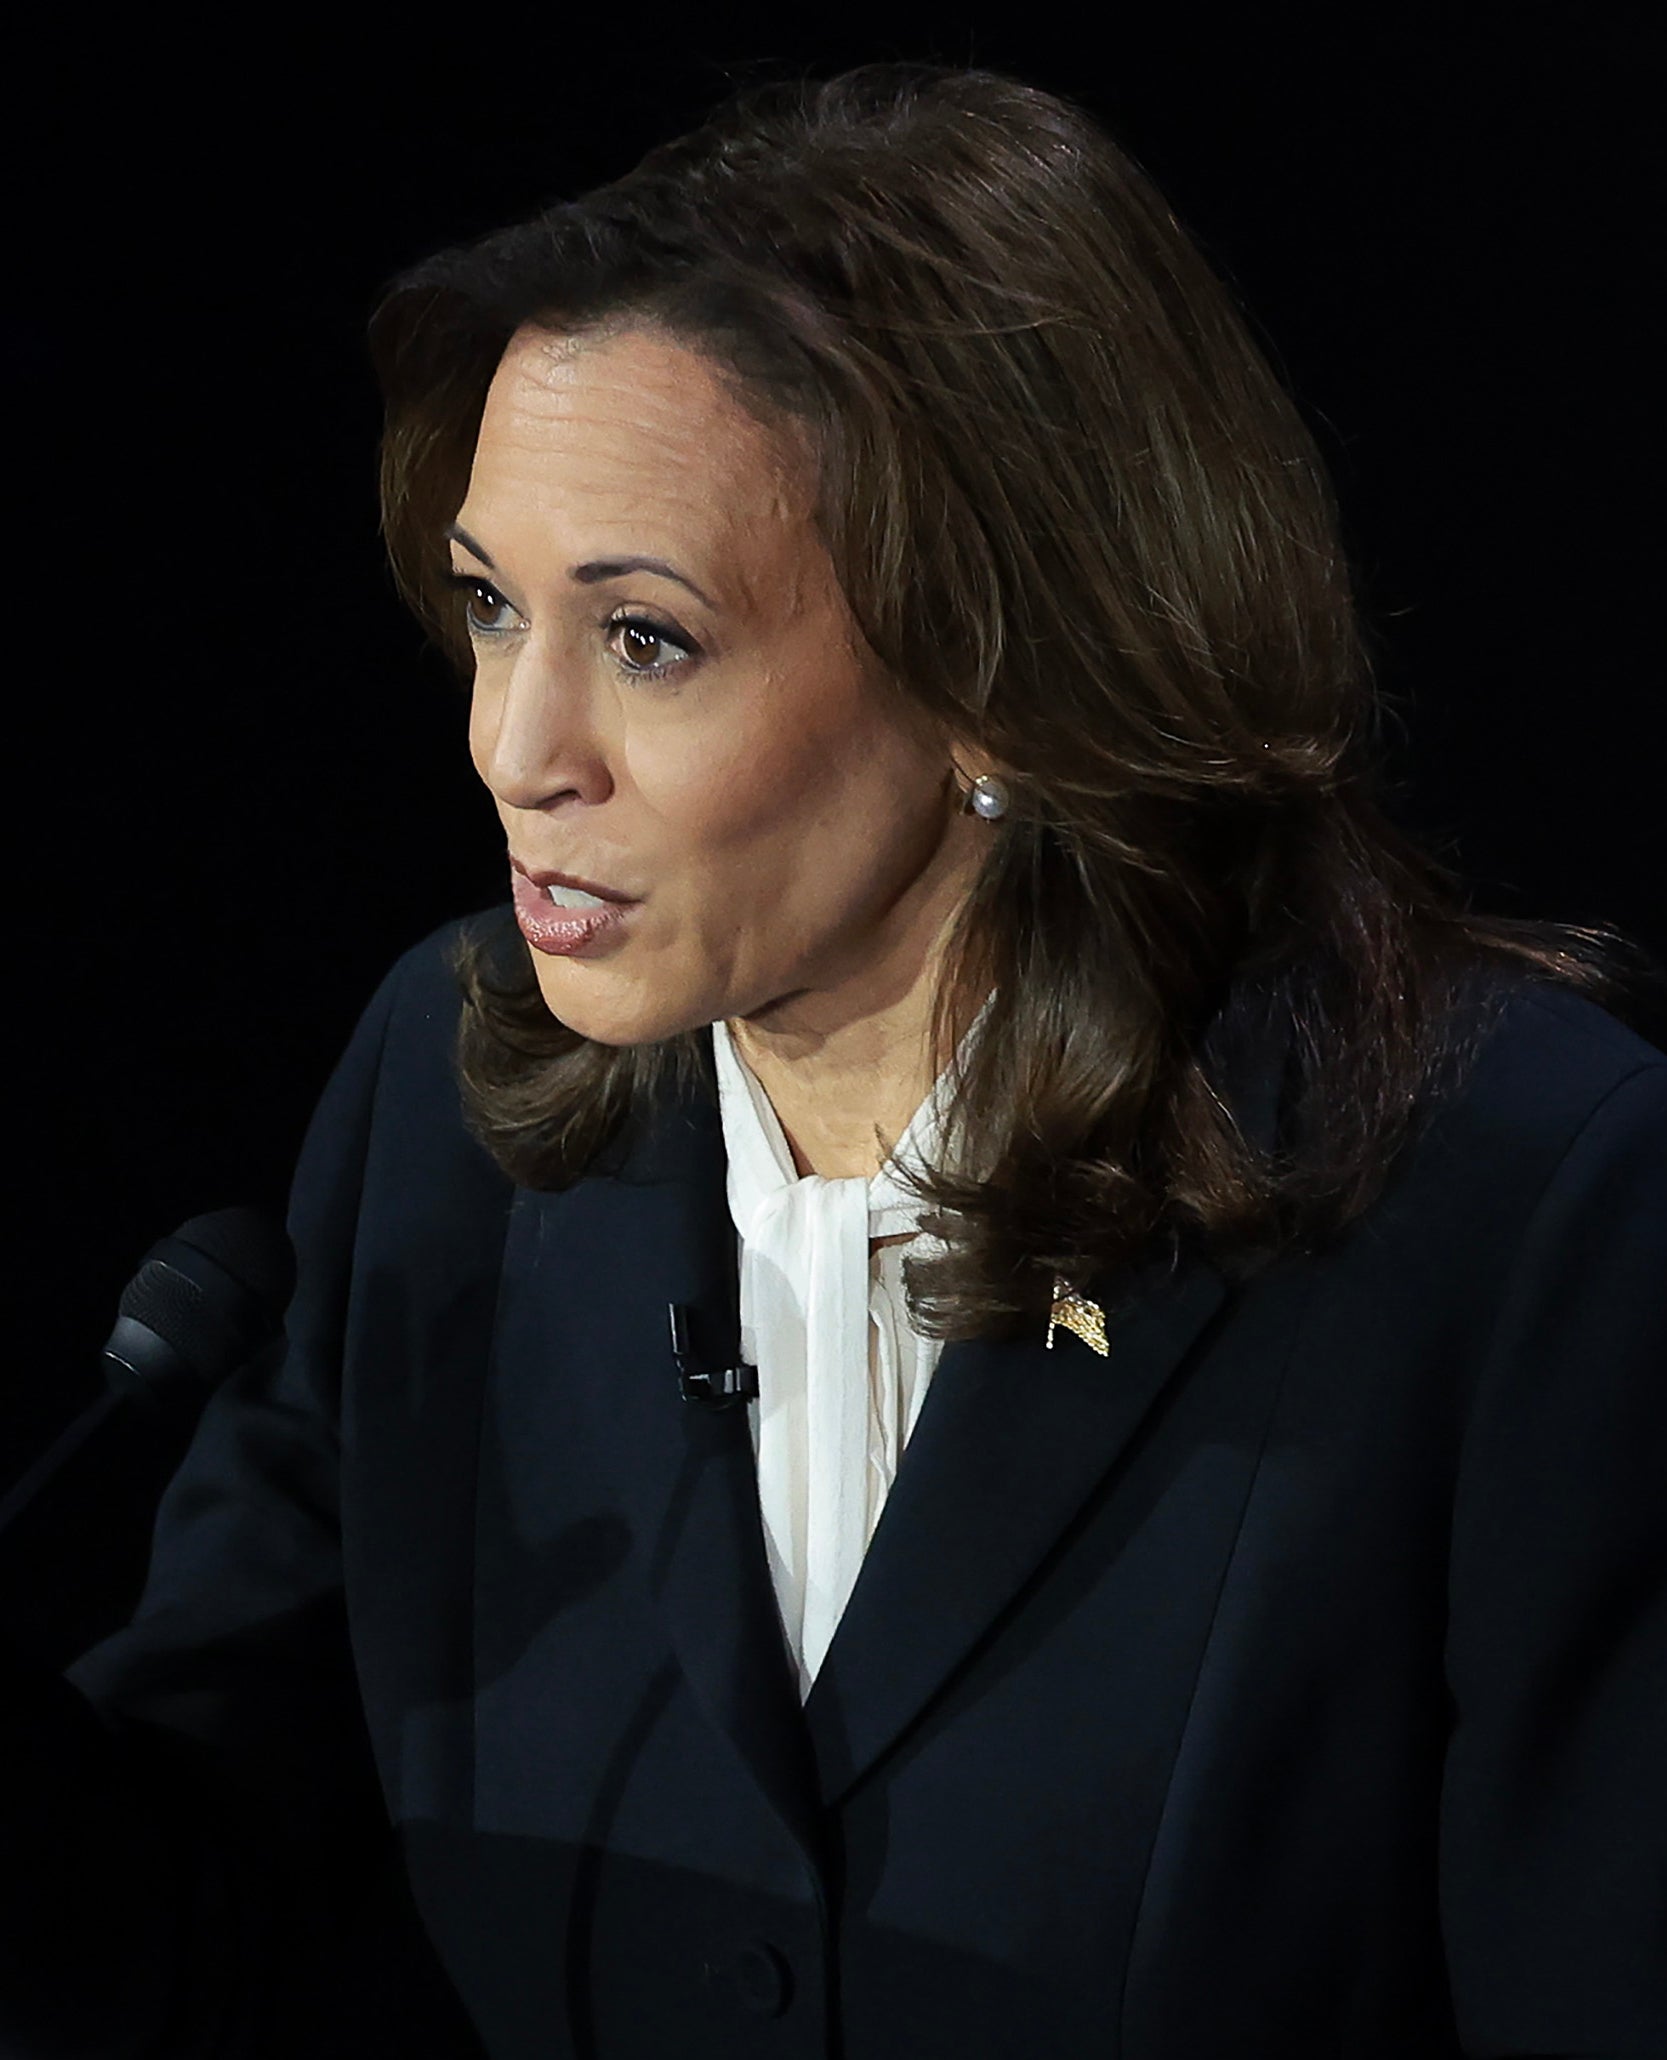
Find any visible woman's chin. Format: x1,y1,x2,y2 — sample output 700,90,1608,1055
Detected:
529,958,702,1048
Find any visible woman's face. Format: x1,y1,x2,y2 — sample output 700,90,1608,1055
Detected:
453,321,989,1048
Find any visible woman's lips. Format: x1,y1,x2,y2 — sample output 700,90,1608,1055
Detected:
511,867,638,956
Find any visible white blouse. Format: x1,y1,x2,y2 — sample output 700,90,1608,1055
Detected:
710,1004,991,1700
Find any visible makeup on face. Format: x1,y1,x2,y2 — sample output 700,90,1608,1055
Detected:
455,322,983,1054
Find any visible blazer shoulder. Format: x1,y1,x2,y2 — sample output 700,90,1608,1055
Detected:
1421,969,1667,1202
1463,972,1664,1100
375,901,511,1041
304,902,517,1212
1508,976,1666,1074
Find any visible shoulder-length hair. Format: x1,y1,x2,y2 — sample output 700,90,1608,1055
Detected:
365,61,1658,1342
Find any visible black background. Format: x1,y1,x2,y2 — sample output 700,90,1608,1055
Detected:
8,8,1659,1482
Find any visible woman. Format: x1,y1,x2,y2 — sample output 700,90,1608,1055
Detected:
12,60,1664,2060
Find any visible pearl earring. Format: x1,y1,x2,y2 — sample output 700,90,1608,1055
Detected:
968,773,1010,821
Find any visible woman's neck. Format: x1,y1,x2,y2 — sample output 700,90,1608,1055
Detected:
729,1002,938,1180
724,839,980,1181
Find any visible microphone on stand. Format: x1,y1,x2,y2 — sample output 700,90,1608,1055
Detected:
0,1209,296,1671
98,1209,295,1422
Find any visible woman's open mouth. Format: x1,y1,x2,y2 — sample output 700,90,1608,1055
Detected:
510,867,638,956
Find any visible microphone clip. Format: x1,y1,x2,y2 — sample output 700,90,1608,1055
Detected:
668,1303,758,1410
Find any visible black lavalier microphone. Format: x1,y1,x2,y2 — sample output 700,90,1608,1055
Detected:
668,1302,758,1409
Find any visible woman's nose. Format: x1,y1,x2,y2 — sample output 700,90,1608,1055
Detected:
470,644,612,811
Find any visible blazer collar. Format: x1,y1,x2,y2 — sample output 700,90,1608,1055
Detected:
501,994,1290,1834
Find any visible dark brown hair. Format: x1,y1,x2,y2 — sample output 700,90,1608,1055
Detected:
366,61,1659,1342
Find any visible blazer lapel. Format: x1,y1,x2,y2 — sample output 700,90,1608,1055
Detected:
801,981,1293,1803
801,1243,1231,1803
492,1048,822,1864
491,989,1292,1830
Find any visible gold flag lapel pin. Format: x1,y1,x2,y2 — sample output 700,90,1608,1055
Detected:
1046,1274,1109,1357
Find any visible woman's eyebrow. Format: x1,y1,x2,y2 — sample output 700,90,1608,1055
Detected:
443,522,714,608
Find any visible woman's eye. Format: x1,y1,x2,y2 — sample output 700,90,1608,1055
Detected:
604,612,696,682
443,572,519,638
440,572,695,683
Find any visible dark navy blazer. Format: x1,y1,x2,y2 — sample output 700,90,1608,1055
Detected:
13,911,1667,2058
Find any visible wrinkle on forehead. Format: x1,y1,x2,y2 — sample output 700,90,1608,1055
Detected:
474,321,832,628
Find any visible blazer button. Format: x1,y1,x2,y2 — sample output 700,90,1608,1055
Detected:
734,1940,793,2017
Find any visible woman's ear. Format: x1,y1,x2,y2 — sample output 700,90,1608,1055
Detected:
944,744,1016,826
948,741,1003,789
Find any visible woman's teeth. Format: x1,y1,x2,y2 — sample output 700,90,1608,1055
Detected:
547,883,610,909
